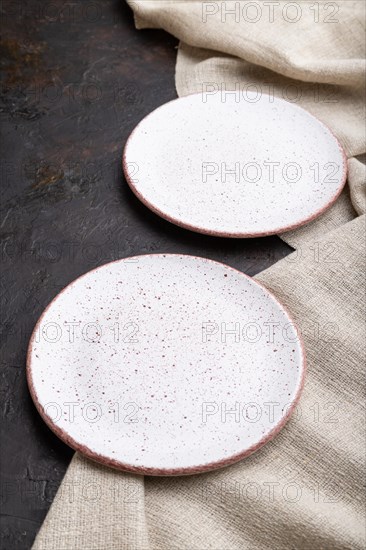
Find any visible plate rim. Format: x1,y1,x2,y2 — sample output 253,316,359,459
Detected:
27,253,307,476
123,92,347,238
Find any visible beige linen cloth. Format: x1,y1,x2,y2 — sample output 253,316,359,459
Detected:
33,2,365,549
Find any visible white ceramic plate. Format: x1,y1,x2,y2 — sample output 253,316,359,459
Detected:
123,93,346,237
27,254,305,475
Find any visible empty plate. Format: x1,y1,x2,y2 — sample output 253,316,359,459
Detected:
27,254,305,475
123,93,346,237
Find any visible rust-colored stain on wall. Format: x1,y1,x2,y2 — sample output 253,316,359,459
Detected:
0,38,46,87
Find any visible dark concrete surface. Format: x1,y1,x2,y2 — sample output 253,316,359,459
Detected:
0,1,292,548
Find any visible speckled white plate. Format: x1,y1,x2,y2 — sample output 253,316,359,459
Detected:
123,93,346,237
27,254,305,475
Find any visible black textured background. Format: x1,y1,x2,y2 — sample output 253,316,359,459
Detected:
0,1,292,548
